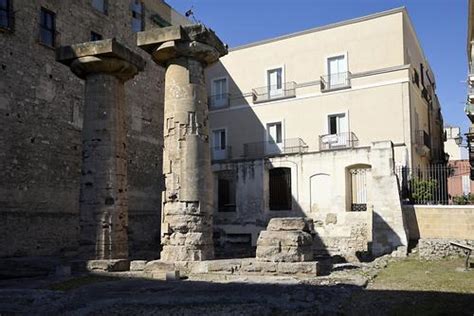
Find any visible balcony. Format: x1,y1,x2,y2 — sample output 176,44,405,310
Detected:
243,138,307,159
211,146,232,161
320,72,351,92
252,81,296,104
468,87,474,104
319,132,358,151
465,103,474,123
208,93,230,110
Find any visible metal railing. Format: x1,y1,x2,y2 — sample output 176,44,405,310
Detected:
208,93,231,110
252,81,296,103
243,138,307,159
320,72,351,92
211,146,232,161
396,163,473,205
416,130,431,149
319,132,358,151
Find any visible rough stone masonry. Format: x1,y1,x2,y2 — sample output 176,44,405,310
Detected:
137,25,228,261
56,39,145,259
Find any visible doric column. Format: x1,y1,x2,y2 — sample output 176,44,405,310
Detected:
57,39,145,260
138,25,227,261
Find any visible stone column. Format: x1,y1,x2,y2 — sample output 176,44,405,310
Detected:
57,39,145,260
138,25,227,261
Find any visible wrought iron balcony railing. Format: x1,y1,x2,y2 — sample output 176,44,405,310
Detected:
320,71,352,92
319,132,358,151
208,93,231,110
211,146,232,161
252,81,296,103
243,138,307,159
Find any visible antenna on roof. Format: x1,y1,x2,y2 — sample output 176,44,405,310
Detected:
185,6,200,24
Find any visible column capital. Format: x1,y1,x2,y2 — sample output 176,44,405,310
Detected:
56,39,146,81
137,24,228,66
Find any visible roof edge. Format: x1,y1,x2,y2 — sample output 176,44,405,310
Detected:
230,6,407,52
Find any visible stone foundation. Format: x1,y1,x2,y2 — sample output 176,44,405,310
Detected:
256,218,314,262
418,239,474,260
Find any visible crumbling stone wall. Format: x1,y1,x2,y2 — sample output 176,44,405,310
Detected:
0,0,187,258
417,239,473,260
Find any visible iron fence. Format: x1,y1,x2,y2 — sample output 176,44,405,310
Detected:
396,163,473,205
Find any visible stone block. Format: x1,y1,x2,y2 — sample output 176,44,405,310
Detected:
256,245,313,262
276,262,319,275
130,260,147,271
86,259,130,272
267,217,315,233
144,260,175,273
257,231,313,247
166,270,180,281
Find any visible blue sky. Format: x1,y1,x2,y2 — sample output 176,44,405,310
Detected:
167,0,469,134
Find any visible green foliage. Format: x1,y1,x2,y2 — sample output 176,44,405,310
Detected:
452,194,474,205
410,178,437,202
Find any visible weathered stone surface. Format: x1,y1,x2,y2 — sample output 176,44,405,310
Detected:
418,239,474,260
86,259,130,272
257,231,313,247
57,40,145,260
143,260,175,273
256,217,314,263
130,260,147,271
267,217,315,233
138,25,227,261
277,262,318,275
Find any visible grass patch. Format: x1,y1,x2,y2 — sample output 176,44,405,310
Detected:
346,257,474,315
48,275,119,292
370,256,474,293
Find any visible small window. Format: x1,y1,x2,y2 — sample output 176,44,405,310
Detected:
0,0,12,30
212,129,226,150
269,167,292,211
267,122,282,144
328,113,346,135
217,171,236,212
211,78,228,108
267,68,283,97
92,0,108,14
90,31,102,41
39,8,56,47
131,1,144,32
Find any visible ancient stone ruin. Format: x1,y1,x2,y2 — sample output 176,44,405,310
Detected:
256,217,314,262
56,39,145,260
137,25,228,261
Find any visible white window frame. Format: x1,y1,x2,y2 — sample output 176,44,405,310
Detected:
211,127,228,150
324,110,349,135
265,64,285,97
211,76,229,104
265,120,284,144
324,52,349,76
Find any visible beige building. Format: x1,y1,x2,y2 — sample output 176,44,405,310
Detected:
444,126,463,160
466,0,474,173
205,7,445,259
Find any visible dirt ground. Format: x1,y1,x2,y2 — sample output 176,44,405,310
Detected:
0,256,472,315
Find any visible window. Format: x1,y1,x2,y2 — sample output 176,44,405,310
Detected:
349,167,370,212
211,129,228,160
267,67,283,97
328,113,347,135
211,78,228,108
269,167,292,211
0,0,12,30
217,171,236,212
131,1,144,32
267,122,282,144
92,0,108,14
327,54,348,89
90,31,102,41
39,8,56,47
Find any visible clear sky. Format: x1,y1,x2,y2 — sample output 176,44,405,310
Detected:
166,0,469,135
